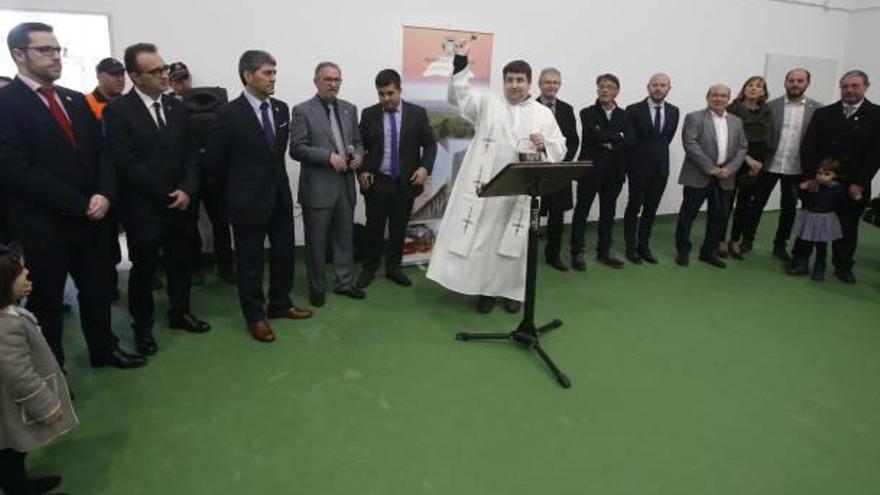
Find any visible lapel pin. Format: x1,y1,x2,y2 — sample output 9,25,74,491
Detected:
65,95,72,102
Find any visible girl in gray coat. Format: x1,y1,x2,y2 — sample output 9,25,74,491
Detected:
0,243,77,495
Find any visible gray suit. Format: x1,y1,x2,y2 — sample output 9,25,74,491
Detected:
748,96,822,249
290,95,363,294
675,109,748,258
0,307,77,453
678,109,748,191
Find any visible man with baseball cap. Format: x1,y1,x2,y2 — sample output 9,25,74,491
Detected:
85,57,125,120
168,61,191,100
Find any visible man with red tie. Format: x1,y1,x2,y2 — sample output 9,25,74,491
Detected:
0,22,145,369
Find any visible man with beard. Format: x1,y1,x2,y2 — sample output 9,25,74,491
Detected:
744,69,821,261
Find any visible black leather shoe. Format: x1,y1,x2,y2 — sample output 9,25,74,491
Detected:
811,262,826,282
772,245,791,262
310,291,325,308
335,287,366,299
570,252,586,271
716,248,728,259
675,252,689,267
385,270,412,287
31,475,62,494
699,253,727,269
597,254,624,269
785,260,809,276
503,298,521,313
834,268,856,284
625,250,642,264
170,313,211,333
134,331,157,356
740,240,753,253
91,347,147,369
356,269,375,289
639,248,658,264
546,257,569,272
476,295,495,314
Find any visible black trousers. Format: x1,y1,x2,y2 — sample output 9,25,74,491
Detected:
23,219,118,367
362,175,414,273
746,172,800,248
570,168,624,257
544,202,566,261
675,183,730,257
623,170,667,252
232,196,295,324
192,175,234,271
722,180,758,244
0,449,33,495
125,207,196,332
831,193,866,271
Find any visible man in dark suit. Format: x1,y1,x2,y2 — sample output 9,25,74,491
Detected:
797,70,880,283
103,43,210,356
675,84,748,269
290,62,365,307
356,69,436,288
0,22,144,368
205,50,312,343
536,68,579,271
624,73,680,264
570,73,635,271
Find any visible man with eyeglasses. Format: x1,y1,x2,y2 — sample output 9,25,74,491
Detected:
290,61,365,307
103,42,210,357
0,22,145,370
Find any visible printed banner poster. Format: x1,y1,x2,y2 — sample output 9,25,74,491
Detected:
400,25,494,265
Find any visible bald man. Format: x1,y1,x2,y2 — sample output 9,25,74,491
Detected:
624,74,680,264
674,84,748,268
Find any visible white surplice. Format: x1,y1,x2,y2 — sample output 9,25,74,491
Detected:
426,68,566,301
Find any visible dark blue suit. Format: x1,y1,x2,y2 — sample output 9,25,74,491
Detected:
0,77,118,366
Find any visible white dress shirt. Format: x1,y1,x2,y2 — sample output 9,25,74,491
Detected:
711,110,728,165
243,89,275,130
768,97,806,175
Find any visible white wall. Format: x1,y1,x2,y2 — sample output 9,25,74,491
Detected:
1,0,871,223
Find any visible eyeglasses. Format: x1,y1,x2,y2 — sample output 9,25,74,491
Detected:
321,77,342,84
138,65,170,77
17,45,67,57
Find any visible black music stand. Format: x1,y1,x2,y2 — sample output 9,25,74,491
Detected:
456,161,592,388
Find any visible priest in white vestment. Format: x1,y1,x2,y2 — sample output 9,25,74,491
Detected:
426,41,566,313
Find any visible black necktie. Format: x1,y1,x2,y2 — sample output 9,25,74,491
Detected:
260,101,275,146
153,101,167,131
653,105,662,133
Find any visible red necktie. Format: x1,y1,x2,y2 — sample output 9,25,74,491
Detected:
36,86,77,146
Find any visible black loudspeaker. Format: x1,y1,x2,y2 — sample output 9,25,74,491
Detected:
183,87,228,148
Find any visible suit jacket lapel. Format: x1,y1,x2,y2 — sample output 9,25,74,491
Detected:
376,106,386,161
725,113,737,159
127,91,164,144
704,110,718,160
236,95,274,155
310,96,337,147
14,80,75,148
271,99,285,153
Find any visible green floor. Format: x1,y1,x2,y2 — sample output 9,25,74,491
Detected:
27,213,880,495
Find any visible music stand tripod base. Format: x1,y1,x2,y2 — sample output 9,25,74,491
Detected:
452,161,591,389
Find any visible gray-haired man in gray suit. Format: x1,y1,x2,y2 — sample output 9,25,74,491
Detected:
745,68,821,261
674,84,748,268
290,62,365,307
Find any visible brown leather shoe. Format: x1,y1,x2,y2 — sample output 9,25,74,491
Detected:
267,307,313,320
247,320,276,342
